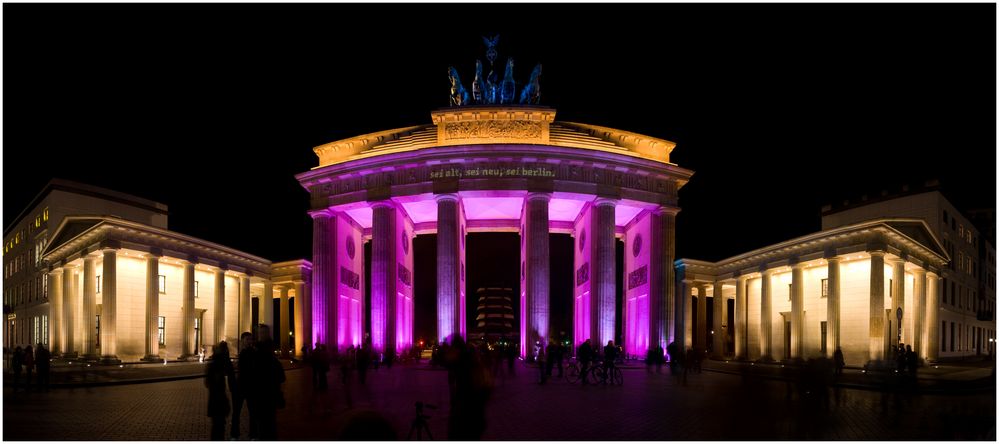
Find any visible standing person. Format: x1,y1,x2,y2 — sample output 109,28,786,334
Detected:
554,340,565,378
356,341,371,385
236,332,256,440
249,325,286,441
578,339,593,385
312,341,322,387
603,341,618,384
230,332,252,440
505,341,516,375
35,343,50,392
536,339,547,384
205,341,233,441
22,345,34,392
833,347,845,376
11,346,23,391
317,344,330,391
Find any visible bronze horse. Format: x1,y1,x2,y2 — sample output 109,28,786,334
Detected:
519,63,542,105
448,66,470,106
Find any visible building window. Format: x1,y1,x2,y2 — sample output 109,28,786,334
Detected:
159,275,166,294
950,322,955,352
942,321,947,352
788,283,792,301
33,317,39,346
194,281,199,298
820,321,827,354
821,278,828,298
888,279,893,298
96,314,101,347
96,275,101,293
41,315,48,346
158,316,166,346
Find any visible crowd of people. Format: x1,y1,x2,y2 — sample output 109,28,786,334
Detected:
6,343,51,392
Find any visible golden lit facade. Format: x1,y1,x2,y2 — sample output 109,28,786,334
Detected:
677,219,950,366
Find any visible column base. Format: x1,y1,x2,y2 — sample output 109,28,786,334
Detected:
100,356,121,365
141,355,163,362
82,353,101,362
62,351,79,360
177,354,200,362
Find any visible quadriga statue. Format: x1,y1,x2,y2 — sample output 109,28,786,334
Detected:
448,66,470,106
519,63,542,105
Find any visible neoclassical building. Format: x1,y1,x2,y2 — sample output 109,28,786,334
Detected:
297,106,693,358
676,219,950,366
4,180,311,362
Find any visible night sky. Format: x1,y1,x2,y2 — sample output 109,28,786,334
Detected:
4,5,995,342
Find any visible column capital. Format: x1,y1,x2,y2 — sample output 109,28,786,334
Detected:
760,265,774,276
101,248,117,255
653,206,680,216
434,193,459,203
370,200,395,210
143,252,162,260
309,209,333,219
886,256,905,265
736,273,748,283
825,255,842,264
926,270,940,279
868,249,886,257
593,197,617,208
526,192,552,203
789,257,805,270
911,267,927,277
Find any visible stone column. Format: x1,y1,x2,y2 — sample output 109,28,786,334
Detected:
310,210,336,350
62,266,76,358
436,194,461,343
181,261,196,359
371,201,397,354
592,198,616,348
99,249,118,363
679,280,692,349
735,275,747,360
239,275,251,336
760,268,773,361
294,281,306,358
912,268,926,359
649,208,676,352
261,280,274,337
143,254,160,361
695,284,707,352
213,269,226,345
826,257,841,355
279,285,290,357
712,281,724,358
790,261,804,359
49,269,63,355
82,256,98,360
524,192,551,347
869,250,886,361
925,272,940,362
890,259,905,349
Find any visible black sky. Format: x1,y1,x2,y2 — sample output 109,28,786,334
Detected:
4,5,995,338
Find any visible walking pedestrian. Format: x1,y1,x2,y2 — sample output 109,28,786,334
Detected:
205,341,233,440
23,345,34,392
11,346,23,391
578,339,593,385
35,343,50,392
356,341,371,385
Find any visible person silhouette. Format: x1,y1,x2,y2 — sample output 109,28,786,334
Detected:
35,343,50,392
205,341,233,441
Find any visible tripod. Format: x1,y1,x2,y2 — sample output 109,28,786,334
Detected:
408,401,435,440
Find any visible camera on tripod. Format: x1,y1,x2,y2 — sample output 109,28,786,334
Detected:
410,401,437,440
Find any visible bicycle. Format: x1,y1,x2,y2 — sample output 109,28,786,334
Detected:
587,360,623,386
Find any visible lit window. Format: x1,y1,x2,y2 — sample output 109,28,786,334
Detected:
96,275,101,293
821,278,828,298
158,316,166,346
42,208,48,222
159,275,166,294
41,315,48,345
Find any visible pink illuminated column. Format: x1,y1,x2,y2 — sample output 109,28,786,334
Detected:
522,192,551,356
310,210,336,350
371,201,398,354
650,208,677,351
591,198,616,348
436,194,464,342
